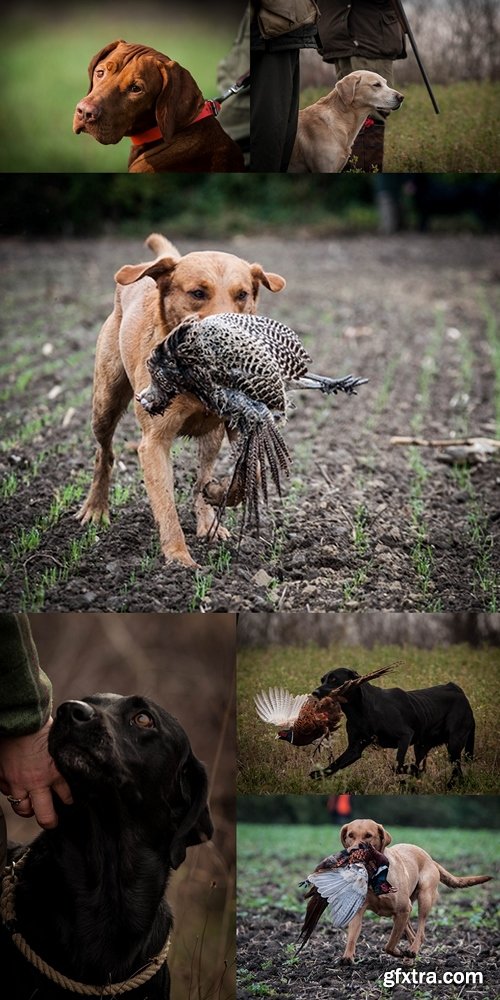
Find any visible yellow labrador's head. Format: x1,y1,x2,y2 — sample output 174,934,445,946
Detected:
336,71,404,113
115,251,286,331
340,819,392,852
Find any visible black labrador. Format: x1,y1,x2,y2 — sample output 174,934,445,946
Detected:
0,693,213,999
309,668,475,787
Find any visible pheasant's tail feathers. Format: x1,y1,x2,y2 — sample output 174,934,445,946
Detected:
296,889,329,952
254,688,311,727
231,419,291,531
353,663,398,687
330,663,397,699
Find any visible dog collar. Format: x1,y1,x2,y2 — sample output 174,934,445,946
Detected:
130,99,222,146
1,850,171,995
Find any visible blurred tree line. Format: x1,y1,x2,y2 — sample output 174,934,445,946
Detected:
0,174,375,237
1,174,498,238
237,795,499,828
238,612,500,648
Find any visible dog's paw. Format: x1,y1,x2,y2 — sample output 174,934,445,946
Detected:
338,956,354,966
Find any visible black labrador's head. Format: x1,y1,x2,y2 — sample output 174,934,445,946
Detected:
311,668,360,700
49,693,213,869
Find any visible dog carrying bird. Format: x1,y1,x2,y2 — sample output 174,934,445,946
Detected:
137,312,368,528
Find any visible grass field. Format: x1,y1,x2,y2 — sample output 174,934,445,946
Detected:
1,3,240,172
237,821,499,1000
0,231,498,612
238,644,500,795
298,82,500,172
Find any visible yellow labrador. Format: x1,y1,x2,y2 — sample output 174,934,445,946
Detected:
338,819,491,962
288,71,404,173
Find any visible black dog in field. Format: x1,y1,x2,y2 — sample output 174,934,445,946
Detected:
309,668,475,787
0,694,213,999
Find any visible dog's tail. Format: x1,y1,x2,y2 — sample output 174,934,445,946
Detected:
436,862,491,889
145,232,181,261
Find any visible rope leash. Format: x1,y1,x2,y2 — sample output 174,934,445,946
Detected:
1,851,171,996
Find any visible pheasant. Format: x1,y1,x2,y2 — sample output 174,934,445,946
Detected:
136,313,368,526
254,665,393,749
254,687,343,748
297,842,396,949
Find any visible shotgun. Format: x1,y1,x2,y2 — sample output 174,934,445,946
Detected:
391,0,440,114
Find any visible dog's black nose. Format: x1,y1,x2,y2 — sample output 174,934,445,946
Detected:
56,700,96,724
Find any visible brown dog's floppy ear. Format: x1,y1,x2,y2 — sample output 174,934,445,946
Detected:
378,824,392,849
169,753,213,870
340,823,350,847
336,72,361,107
115,257,179,285
87,40,122,93
155,58,205,143
250,264,286,294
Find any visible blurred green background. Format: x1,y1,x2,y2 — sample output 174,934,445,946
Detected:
1,0,246,172
1,173,499,238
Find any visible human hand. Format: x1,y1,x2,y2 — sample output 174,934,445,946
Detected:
0,718,73,829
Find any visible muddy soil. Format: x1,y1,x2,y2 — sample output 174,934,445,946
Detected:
237,903,500,1000
1,233,499,612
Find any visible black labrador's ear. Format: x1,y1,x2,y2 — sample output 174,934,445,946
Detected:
169,753,213,870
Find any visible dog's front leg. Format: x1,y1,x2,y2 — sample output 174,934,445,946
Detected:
137,410,198,568
340,906,366,963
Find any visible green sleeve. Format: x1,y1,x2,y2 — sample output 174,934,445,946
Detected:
0,613,52,737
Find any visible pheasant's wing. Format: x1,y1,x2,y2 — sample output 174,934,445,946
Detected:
254,688,311,727
195,313,311,380
307,864,368,928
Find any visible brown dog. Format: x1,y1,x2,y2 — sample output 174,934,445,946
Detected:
288,71,404,173
73,40,244,172
78,233,286,567
337,819,491,962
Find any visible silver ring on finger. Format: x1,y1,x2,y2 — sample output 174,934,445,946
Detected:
7,794,29,806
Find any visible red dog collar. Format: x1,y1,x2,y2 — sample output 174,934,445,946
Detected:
130,100,222,146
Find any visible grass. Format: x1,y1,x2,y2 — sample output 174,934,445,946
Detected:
237,644,500,795
20,523,100,612
1,4,240,172
298,81,500,172
449,466,499,611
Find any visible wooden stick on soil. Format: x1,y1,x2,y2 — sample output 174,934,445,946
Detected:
389,435,500,449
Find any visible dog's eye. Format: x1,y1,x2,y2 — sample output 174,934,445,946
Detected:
128,84,143,94
95,69,105,79
235,290,249,302
131,711,156,729
373,82,382,88
189,289,207,301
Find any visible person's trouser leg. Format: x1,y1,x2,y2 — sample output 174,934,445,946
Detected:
251,49,301,171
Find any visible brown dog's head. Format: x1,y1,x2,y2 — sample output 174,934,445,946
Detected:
115,249,286,331
340,819,392,852
73,40,204,145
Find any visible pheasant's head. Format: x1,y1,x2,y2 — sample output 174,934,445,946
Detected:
277,728,294,743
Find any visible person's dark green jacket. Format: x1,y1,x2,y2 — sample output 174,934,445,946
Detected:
317,0,406,61
0,614,52,737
